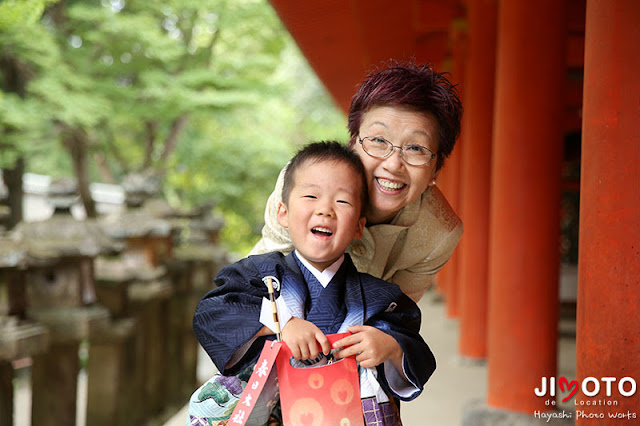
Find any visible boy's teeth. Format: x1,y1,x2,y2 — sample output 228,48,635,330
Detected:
377,178,405,190
312,227,333,236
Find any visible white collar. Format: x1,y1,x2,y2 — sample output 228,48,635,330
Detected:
294,251,344,288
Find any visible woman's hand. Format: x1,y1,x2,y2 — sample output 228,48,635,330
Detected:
281,317,331,360
332,325,403,370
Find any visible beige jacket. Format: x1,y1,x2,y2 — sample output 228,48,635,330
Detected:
250,168,463,302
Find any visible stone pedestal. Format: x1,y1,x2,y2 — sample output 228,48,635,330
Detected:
167,241,226,404
86,318,137,426
128,272,173,420
31,342,80,426
0,318,49,426
29,306,109,426
87,256,138,425
0,238,49,426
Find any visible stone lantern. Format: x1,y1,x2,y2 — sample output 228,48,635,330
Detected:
0,237,49,426
86,254,137,426
189,202,225,246
10,178,113,426
163,202,228,406
98,172,176,421
101,171,174,268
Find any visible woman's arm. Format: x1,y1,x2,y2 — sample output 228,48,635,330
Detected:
390,219,463,302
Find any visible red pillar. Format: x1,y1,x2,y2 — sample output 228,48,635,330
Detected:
458,0,497,359
487,0,567,414
440,142,462,318
434,159,456,300
440,24,467,319
435,133,461,307
576,1,640,422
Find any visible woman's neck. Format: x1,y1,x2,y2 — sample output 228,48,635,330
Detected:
364,206,400,226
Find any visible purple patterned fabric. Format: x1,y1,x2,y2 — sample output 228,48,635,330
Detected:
214,374,243,396
189,415,209,426
362,398,401,426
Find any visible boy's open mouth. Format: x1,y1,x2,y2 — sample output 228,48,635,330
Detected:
311,227,333,237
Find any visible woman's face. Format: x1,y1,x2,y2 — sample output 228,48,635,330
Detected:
354,105,440,225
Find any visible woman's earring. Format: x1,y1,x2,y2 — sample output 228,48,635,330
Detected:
429,180,437,187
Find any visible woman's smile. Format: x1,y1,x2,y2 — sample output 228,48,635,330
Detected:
355,105,440,225
375,177,406,193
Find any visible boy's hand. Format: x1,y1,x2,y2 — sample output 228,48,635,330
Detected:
281,317,331,360
332,325,403,369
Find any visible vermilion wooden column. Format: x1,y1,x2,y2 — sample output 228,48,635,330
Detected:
440,25,466,319
487,0,567,414
440,143,462,318
576,1,640,422
436,150,462,314
458,0,497,360
435,159,456,299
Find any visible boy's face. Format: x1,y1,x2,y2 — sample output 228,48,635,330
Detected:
277,159,366,271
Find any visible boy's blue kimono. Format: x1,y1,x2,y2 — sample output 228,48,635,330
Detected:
193,251,436,403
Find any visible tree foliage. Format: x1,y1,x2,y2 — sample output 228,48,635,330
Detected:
1,0,347,254
0,0,58,29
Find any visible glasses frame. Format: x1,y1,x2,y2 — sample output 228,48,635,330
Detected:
358,135,436,166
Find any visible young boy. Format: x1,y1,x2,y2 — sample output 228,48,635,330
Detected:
189,141,435,425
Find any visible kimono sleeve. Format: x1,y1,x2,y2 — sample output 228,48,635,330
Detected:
365,291,436,401
192,256,271,375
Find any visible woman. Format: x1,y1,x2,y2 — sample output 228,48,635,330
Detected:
251,60,463,303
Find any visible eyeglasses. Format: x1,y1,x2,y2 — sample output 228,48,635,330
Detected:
358,136,436,166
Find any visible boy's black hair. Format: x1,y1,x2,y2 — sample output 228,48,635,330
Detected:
282,141,368,214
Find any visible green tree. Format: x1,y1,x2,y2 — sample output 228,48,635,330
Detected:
0,0,58,29
1,0,347,253
1,1,61,227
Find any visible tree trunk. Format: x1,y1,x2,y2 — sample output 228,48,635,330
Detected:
143,121,157,169
103,126,130,173
94,152,116,184
64,127,97,218
158,116,188,166
45,0,67,28
0,56,27,97
0,49,28,230
2,157,25,229
206,27,222,68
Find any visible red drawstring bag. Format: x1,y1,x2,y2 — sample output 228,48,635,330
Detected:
277,333,364,426
230,333,364,426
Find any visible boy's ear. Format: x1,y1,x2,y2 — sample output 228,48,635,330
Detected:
276,202,289,229
353,216,366,240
